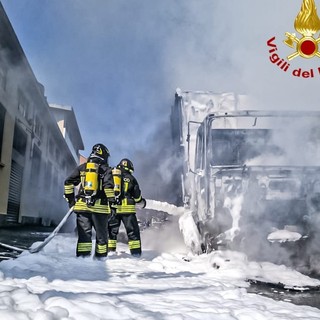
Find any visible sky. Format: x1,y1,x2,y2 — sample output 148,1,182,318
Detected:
1,0,320,168
1,201,320,319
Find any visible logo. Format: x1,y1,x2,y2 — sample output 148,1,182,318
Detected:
96,147,103,155
122,160,128,167
284,0,320,60
267,0,320,78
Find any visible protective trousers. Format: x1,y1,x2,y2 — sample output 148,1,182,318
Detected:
76,211,108,257
108,213,141,256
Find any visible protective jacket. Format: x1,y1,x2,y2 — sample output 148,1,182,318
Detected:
116,167,142,214
64,160,115,258
64,161,115,214
108,166,144,256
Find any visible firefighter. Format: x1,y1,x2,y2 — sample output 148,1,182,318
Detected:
108,158,146,257
64,143,115,259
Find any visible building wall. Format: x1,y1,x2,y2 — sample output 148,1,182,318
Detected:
49,104,83,164
0,3,84,226
79,154,87,165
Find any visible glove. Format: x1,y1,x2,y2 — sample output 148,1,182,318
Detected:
115,196,121,205
137,198,146,209
109,197,121,207
68,199,76,208
64,195,76,208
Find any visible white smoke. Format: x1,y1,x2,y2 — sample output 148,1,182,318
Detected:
4,0,320,267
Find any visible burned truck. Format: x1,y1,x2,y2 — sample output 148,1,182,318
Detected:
171,90,320,268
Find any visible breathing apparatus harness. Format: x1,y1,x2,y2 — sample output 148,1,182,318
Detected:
83,151,108,206
112,159,134,205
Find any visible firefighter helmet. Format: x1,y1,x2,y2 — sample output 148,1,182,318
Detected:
118,158,134,173
89,143,110,163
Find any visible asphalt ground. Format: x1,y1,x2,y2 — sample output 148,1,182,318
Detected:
0,225,53,260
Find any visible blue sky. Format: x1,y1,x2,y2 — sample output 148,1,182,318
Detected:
1,0,320,167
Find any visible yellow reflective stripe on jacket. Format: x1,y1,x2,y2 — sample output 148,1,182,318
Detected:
128,240,141,250
77,242,92,252
104,188,115,198
74,200,111,214
64,184,74,195
96,243,107,254
116,204,136,213
134,195,142,202
124,181,129,193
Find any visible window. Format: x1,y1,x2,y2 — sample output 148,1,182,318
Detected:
48,137,54,156
18,90,30,120
209,129,271,166
46,161,53,192
13,123,27,156
34,114,43,139
0,66,7,91
195,125,204,170
30,145,41,188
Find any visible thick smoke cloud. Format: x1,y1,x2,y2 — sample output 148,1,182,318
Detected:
132,0,320,198
134,120,183,205
3,0,320,267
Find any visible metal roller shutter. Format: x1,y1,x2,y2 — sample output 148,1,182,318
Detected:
7,161,23,224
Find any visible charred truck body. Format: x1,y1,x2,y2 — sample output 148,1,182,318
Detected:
171,90,320,270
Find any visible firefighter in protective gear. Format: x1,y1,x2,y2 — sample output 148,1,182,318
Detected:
64,143,115,259
108,158,146,257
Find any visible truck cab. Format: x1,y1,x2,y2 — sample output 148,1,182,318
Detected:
190,111,320,267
